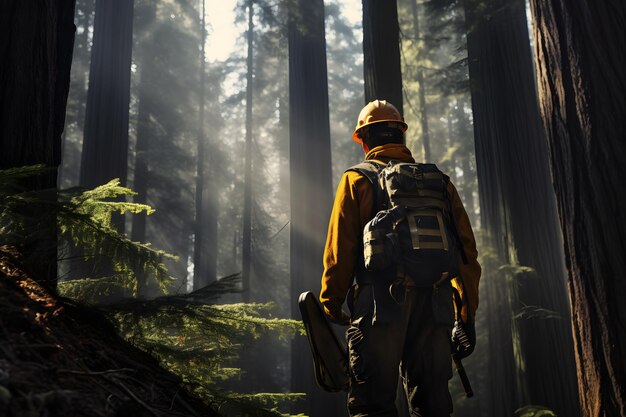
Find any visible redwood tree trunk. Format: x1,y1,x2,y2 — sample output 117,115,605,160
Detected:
80,0,134,190
241,0,254,301
0,0,76,291
529,1,626,415
288,0,339,415
131,0,156,296
362,0,403,112
464,0,578,414
411,0,431,161
193,0,217,291
59,0,93,187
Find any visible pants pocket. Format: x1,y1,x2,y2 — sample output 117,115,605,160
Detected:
346,325,368,383
431,282,455,327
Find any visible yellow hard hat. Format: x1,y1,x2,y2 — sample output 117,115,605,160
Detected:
352,100,408,143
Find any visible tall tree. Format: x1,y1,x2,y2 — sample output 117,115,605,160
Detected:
410,0,431,161
241,0,254,301
463,0,578,415
80,0,134,191
455,100,477,226
362,0,403,111
129,0,157,298
288,0,339,415
193,0,218,290
325,0,364,182
0,0,76,291
529,1,626,415
59,0,95,188
128,0,202,294
244,0,291,304
130,0,157,247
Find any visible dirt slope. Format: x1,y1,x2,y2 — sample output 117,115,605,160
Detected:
0,249,219,417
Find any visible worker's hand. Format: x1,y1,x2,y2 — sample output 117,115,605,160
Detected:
325,305,351,326
452,320,476,359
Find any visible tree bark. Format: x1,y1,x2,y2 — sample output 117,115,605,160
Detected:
59,0,93,187
76,1,92,132
0,0,77,291
241,0,254,301
288,0,340,415
193,0,218,291
362,0,403,113
464,0,579,414
456,100,476,225
130,0,157,297
411,0,431,161
529,1,626,415
130,88,150,245
80,0,134,191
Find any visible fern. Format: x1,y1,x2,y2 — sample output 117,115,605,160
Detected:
0,166,306,415
56,179,176,297
515,405,558,417
513,305,561,321
498,264,536,279
0,165,176,298
0,164,55,189
104,282,305,415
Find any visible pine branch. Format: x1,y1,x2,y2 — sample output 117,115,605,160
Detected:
0,166,177,300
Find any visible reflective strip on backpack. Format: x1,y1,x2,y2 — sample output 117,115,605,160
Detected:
406,209,449,251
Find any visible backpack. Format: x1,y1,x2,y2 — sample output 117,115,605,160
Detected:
349,160,461,287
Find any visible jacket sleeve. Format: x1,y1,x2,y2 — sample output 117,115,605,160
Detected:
448,181,481,323
320,171,373,320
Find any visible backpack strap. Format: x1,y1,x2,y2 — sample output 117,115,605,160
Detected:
345,160,388,287
346,160,385,183
441,174,469,265
438,172,472,317
346,160,387,217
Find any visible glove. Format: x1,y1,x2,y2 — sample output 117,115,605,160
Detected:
452,320,476,359
324,305,351,326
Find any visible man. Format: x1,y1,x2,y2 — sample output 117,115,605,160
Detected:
320,100,481,417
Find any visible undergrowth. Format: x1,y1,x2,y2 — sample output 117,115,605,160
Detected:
0,165,306,416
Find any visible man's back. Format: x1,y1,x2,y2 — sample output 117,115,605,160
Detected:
318,100,481,417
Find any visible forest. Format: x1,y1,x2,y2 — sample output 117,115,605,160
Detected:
0,0,624,416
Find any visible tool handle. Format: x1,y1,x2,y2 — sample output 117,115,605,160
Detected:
453,356,474,398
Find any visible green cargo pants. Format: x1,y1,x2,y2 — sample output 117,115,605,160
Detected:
346,284,453,417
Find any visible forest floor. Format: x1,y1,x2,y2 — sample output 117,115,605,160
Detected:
0,247,219,417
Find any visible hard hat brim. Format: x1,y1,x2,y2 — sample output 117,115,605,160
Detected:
352,119,408,143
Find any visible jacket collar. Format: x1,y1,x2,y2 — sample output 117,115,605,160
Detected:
365,143,415,164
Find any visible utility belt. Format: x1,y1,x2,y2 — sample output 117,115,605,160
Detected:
355,263,451,288
353,265,456,326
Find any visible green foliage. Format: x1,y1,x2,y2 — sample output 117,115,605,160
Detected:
58,276,138,301
0,164,55,187
513,305,561,321
0,165,176,298
515,405,558,417
1,165,307,415
105,282,305,415
0,165,57,246
57,178,177,297
498,264,536,278
216,393,307,417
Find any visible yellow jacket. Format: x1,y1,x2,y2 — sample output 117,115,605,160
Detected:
320,143,481,323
